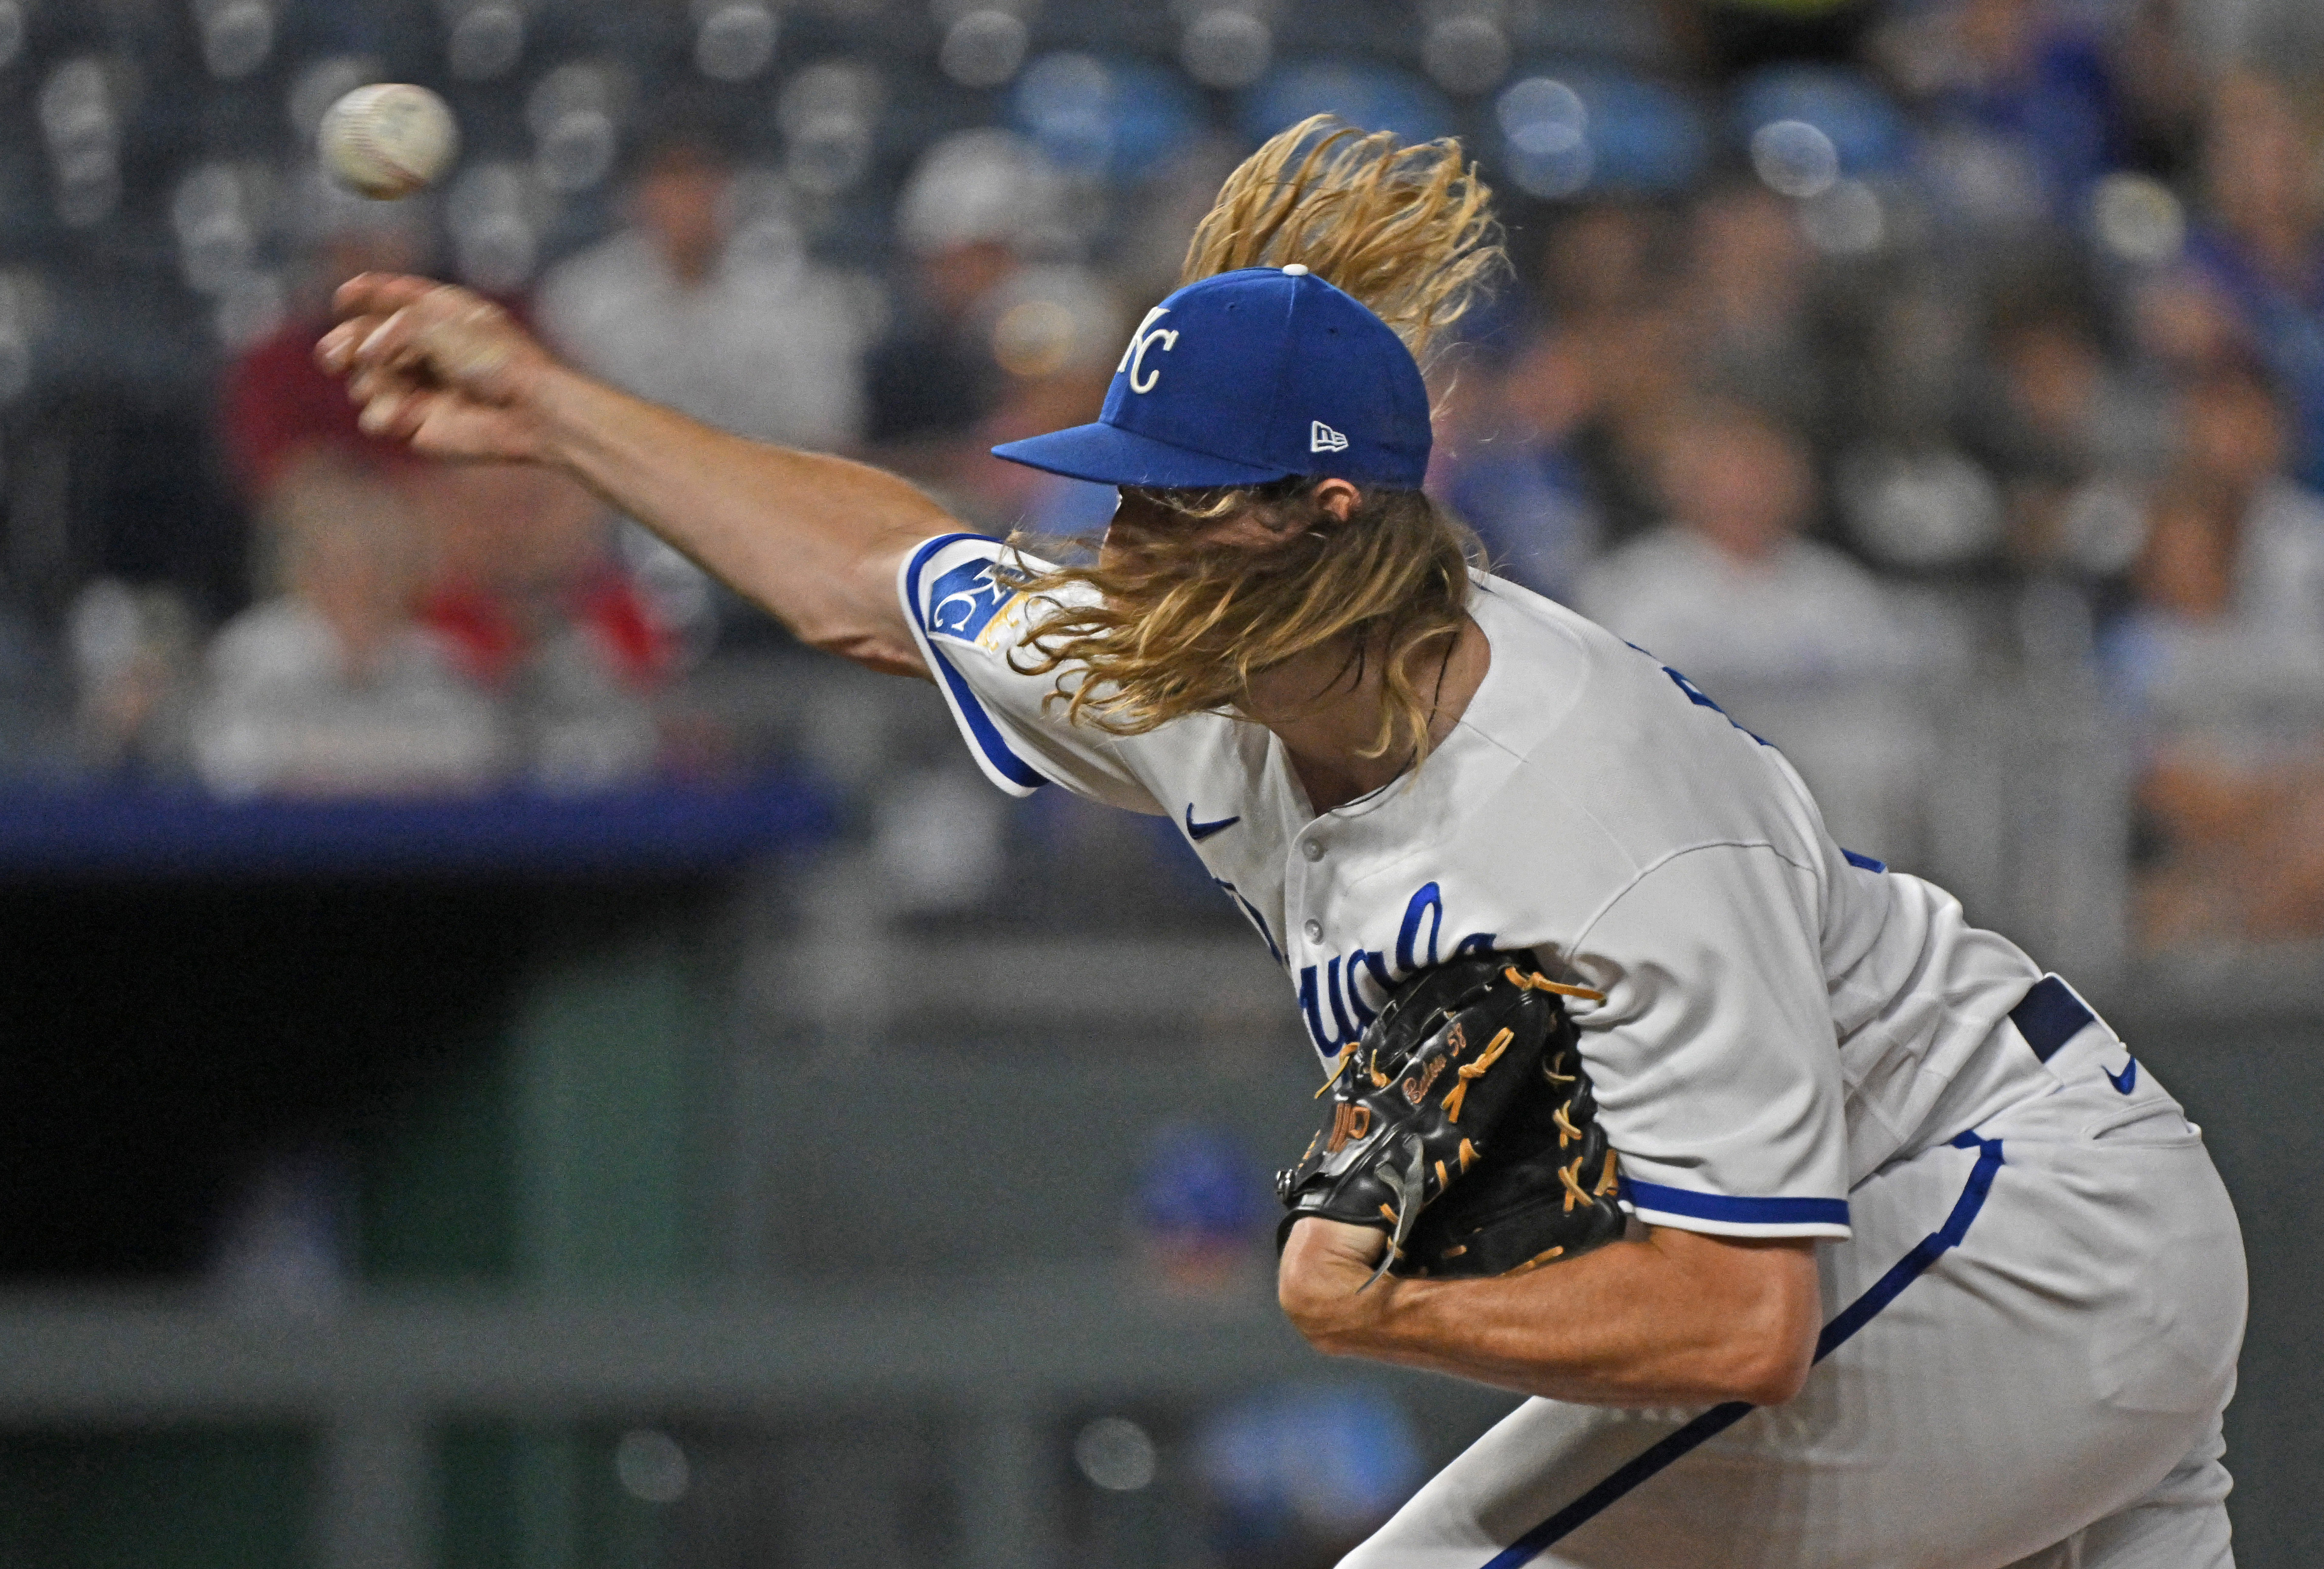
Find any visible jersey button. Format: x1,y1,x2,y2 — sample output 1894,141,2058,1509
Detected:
1302,919,1323,943
1301,839,1324,862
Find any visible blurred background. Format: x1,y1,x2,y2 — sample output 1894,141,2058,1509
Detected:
0,0,2321,1565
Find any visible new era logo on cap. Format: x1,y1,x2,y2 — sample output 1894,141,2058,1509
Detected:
988,265,1432,491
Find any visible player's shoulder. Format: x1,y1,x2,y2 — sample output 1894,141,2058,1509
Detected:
1459,571,1717,748
901,531,1087,655
1462,572,1827,873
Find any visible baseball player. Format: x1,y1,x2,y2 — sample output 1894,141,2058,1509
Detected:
322,120,2245,1567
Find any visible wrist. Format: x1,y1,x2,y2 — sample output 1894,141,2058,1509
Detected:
527,362,609,468
1277,1218,1412,1352
1306,1273,1416,1357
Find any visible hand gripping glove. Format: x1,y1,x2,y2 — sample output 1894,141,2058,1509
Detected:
1275,953,1627,1285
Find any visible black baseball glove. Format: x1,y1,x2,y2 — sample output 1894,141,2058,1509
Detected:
1275,953,1627,1285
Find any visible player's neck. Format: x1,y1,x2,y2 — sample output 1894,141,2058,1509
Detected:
1252,614,1489,813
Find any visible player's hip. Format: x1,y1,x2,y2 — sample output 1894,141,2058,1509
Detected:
1341,1101,2243,1569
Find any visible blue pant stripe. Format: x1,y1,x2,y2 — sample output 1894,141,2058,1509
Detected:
1476,1133,2006,1569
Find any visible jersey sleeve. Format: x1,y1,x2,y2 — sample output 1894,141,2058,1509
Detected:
1566,843,1851,1240
897,533,1163,813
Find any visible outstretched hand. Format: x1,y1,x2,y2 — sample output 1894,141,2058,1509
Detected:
314,273,558,463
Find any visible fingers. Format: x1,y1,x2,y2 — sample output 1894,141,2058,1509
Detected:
1290,1215,1390,1266
331,286,529,398
315,299,437,381
330,271,446,323
323,276,486,373
317,274,547,457
314,317,375,376
354,387,408,440
347,302,432,376
343,356,438,443
352,376,423,442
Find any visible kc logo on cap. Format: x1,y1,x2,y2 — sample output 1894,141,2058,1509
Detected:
1119,306,1179,394
989,265,1432,491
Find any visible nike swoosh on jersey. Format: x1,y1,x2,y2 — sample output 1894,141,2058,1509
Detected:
1184,805,1241,842
2105,1057,2138,1095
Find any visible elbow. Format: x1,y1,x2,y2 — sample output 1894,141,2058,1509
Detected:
1645,1230,1822,1407
1699,1303,1816,1406
1719,1332,1814,1407
799,624,928,679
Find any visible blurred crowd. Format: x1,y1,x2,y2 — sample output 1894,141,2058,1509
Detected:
0,0,2322,952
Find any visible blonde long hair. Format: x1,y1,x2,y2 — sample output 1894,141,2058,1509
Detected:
1182,115,1501,361
1007,116,1503,759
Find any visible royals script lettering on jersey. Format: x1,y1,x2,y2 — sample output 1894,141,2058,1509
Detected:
899,534,2056,1240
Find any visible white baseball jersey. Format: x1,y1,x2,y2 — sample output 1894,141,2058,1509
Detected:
901,532,2056,1242
899,531,2244,1567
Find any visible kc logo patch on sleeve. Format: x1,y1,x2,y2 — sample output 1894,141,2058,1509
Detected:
925,558,1021,648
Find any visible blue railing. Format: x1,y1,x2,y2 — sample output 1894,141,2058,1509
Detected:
0,776,838,878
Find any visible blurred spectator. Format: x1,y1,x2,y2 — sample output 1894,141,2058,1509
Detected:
2184,71,2324,491
1433,330,1603,602
536,135,867,452
1684,184,1824,428
66,579,201,779
2098,0,2211,182
1129,1123,1268,1297
2102,476,2324,946
865,130,1061,468
221,196,671,780
967,265,1127,533
1828,283,2011,575
1889,0,2113,228
2175,359,2324,643
1577,400,1921,692
405,462,668,791
1567,308,1701,548
218,205,432,513
1525,203,1696,546
190,460,502,799
1578,401,1937,858
537,133,871,650
1965,291,2168,573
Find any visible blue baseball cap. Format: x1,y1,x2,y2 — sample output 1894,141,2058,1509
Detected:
991,265,1433,491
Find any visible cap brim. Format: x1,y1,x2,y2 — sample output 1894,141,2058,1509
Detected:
991,420,1290,489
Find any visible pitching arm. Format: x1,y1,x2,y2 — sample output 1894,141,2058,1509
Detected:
317,274,944,677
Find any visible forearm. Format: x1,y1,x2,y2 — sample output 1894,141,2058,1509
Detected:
535,369,945,673
323,277,953,676
1283,1223,1820,1408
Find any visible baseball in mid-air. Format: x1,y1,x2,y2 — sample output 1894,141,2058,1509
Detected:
318,84,459,200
